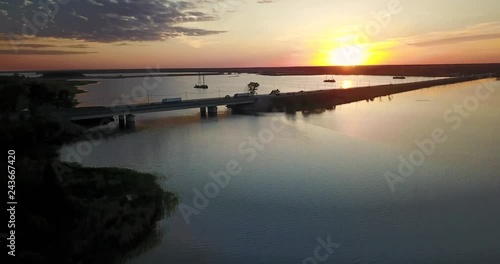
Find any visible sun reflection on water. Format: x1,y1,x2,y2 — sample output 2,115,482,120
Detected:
341,80,352,89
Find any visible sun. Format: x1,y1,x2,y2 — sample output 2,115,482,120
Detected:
327,45,367,66
311,35,389,66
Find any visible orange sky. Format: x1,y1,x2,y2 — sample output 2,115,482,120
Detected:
1,0,499,71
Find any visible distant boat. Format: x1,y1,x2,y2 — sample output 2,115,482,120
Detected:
324,75,336,83
393,76,406,80
194,73,208,89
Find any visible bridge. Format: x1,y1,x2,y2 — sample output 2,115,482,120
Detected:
55,95,259,127
54,73,496,128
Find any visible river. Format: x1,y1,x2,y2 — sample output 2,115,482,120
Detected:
60,75,500,263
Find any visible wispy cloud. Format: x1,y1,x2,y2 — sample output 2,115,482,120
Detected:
7,43,56,48
0,49,97,55
0,42,93,49
65,44,91,49
411,33,500,47
404,22,500,47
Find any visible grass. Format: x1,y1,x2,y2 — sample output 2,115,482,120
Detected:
1,76,178,263
61,163,179,264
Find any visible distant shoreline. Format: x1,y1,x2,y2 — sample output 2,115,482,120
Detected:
69,72,225,79
3,63,499,78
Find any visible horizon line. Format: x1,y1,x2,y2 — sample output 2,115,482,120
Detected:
2,62,500,73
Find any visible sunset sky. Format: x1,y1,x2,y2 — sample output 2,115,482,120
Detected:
1,0,499,71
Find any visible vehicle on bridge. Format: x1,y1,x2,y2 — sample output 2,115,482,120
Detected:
162,97,182,103
234,93,251,97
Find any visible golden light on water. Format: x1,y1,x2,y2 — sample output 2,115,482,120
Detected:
341,80,352,89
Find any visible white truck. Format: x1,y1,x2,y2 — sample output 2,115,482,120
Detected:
233,93,250,97
162,97,182,103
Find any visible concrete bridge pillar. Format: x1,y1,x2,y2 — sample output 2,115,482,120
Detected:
207,106,218,117
200,107,207,117
284,104,296,114
118,115,125,128
126,114,135,129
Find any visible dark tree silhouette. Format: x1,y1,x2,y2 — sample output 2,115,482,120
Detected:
247,82,260,95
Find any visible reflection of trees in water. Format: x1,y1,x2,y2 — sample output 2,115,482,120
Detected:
301,108,327,117
124,223,164,261
60,166,180,264
122,191,179,263
366,95,393,103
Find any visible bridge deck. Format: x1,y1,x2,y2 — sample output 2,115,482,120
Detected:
57,96,258,120
56,74,494,121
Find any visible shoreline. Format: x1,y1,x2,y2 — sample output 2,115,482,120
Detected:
57,163,179,264
231,75,494,113
73,80,100,94
13,63,498,78
1,75,179,264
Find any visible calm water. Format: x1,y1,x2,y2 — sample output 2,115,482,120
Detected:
60,76,500,263
74,74,441,107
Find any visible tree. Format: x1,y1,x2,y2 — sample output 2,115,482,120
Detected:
247,82,260,95
56,89,77,109
0,83,27,114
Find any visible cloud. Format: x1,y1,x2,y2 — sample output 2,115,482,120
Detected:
410,33,500,47
193,0,246,14
65,44,91,49
0,42,92,49
405,22,500,47
0,0,227,43
0,49,97,55
10,43,57,48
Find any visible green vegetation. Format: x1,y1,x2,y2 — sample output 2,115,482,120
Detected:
16,160,179,264
247,82,260,95
0,75,179,263
39,71,87,79
0,75,95,119
58,164,178,264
